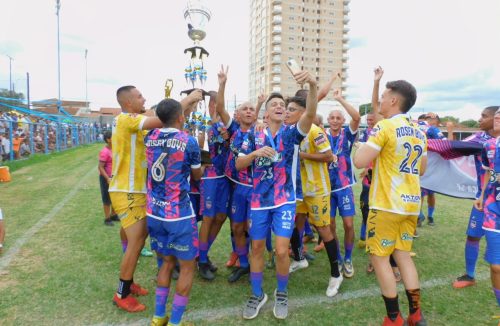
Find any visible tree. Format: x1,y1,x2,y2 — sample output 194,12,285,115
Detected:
440,116,459,124
359,103,372,116
0,89,25,100
461,119,479,128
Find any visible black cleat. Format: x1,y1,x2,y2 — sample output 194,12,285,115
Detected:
228,266,250,283
198,262,215,281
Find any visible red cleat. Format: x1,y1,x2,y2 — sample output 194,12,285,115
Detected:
407,308,427,326
225,252,239,267
382,313,406,326
113,293,146,312
452,274,476,289
130,283,148,296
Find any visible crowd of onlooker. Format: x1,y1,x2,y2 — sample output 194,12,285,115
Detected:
0,110,105,162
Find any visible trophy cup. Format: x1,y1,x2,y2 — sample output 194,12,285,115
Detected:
164,79,173,98
182,0,212,134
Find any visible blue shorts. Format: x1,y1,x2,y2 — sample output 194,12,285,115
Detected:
249,203,296,240
421,188,434,196
230,184,252,223
200,177,230,218
466,206,485,238
147,217,199,261
189,193,202,222
330,187,356,218
485,230,500,265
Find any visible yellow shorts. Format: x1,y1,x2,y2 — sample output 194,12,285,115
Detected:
296,195,330,227
109,193,146,229
366,209,417,256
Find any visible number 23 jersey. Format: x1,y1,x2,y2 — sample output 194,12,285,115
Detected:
366,114,427,215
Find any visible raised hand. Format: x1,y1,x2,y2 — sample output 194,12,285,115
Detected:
333,89,343,101
218,64,229,85
254,146,276,159
293,70,316,86
374,66,384,81
257,93,267,104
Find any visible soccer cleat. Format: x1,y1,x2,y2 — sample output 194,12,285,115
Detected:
303,251,316,262
407,308,427,326
141,247,154,257
243,293,268,319
104,219,114,226
167,322,194,326
326,275,343,297
228,266,250,283
427,220,435,226
273,289,289,320
207,256,218,272
151,316,169,326
289,258,309,273
130,283,149,296
343,260,354,278
113,293,146,312
110,214,120,222
198,262,215,281
225,252,239,268
357,239,366,249
314,242,325,252
382,313,407,326
452,274,476,289
266,251,276,269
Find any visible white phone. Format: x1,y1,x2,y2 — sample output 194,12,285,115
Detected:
286,58,301,75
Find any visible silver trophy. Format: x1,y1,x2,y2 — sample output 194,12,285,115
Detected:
184,0,211,44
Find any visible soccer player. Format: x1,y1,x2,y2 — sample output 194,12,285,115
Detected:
145,98,204,326
453,106,500,288
354,79,427,326
98,130,118,226
474,108,500,312
109,86,201,312
326,88,361,278
237,70,318,320
285,95,343,297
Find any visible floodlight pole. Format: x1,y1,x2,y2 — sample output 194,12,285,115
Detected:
56,0,62,110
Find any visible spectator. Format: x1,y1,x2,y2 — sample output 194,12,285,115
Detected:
12,134,23,159
19,138,31,157
1,134,11,161
98,131,116,226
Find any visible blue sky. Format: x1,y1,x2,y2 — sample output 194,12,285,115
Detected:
1,0,499,121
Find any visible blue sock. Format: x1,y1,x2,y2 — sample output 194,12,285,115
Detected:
465,239,480,278
494,288,500,306
230,231,236,253
208,235,216,251
428,206,435,218
336,238,343,262
418,211,425,222
170,293,188,325
344,241,353,261
360,222,367,241
277,273,289,292
156,256,163,269
199,241,208,263
250,272,263,297
236,245,249,268
304,220,313,236
121,240,128,253
266,229,273,252
154,286,169,318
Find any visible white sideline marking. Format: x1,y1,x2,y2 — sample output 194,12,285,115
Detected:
0,166,96,272
97,272,488,326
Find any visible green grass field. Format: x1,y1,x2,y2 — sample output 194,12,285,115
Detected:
0,144,498,325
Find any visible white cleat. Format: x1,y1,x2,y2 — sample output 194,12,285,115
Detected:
326,275,343,297
289,259,309,273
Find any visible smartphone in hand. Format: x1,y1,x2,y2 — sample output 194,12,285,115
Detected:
286,58,301,75
200,149,212,165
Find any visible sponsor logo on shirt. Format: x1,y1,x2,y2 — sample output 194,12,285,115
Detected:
381,239,396,247
400,194,421,203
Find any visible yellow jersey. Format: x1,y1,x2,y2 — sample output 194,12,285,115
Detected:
366,114,427,215
300,124,331,197
109,113,148,194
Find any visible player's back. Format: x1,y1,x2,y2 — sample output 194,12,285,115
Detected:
300,124,331,197
368,115,427,215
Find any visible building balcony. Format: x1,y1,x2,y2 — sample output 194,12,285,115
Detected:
272,26,282,34
342,35,349,43
342,54,348,62
273,6,282,14
272,0,282,4
343,7,350,14
343,16,350,24
343,0,350,5
343,27,350,34
273,16,282,24
271,79,281,85
342,65,348,71
272,36,282,44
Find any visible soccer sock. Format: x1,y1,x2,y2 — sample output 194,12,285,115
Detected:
304,220,313,236
428,206,435,219
382,295,400,321
207,234,216,251
336,238,343,262
389,255,398,268
117,279,132,299
236,245,249,268
297,226,305,254
121,240,128,253
360,222,367,241
230,231,236,253
250,272,263,297
156,256,163,269
170,293,189,325
405,289,421,314
465,239,480,278
418,211,425,222
154,286,169,318
276,273,289,292
324,239,340,277
290,228,304,261
493,287,500,306
199,241,208,264
265,229,273,252
344,241,353,261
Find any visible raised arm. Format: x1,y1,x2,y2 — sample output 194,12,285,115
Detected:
372,66,385,122
318,71,340,102
333,88,360,132
255,93,266,120
216,65,231,126
296,71,318,134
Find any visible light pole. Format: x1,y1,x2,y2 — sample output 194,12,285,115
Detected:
56,0,61,110
84,49,88,111
6,55,13,92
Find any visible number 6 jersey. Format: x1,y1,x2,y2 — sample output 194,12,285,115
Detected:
366,114,427,215
145,128,201,221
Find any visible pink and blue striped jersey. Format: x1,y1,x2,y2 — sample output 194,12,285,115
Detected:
466,131,494,198
327,126,357,192
145,128,201,221
359,127,374,187
226,125,253,187
426,125,446,140
240,124,306,210
481,137,500,232
203,120,238,179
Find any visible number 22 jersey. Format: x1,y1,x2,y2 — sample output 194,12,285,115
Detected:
366,114,427,215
